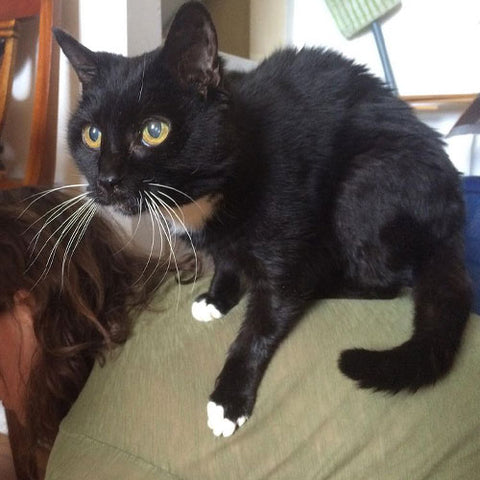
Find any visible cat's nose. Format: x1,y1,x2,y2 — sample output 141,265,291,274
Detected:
97,154,126,196
97,174,123,193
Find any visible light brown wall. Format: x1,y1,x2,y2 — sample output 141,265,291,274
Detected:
250,0,287,61
204,0,250,58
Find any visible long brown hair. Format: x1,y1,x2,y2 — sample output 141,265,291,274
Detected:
0,186,197,477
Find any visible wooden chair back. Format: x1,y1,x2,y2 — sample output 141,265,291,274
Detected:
0,0,59,188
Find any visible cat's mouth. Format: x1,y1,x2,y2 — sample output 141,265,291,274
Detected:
90,188,140,216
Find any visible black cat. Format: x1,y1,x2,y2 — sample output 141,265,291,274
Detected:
55,1,472,437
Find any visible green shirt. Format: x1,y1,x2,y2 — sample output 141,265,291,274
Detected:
46,276,480,479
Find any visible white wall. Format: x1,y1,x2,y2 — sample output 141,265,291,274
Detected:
0,402,6,435
290,0,480,96
250,0,287,61
289,0,480,174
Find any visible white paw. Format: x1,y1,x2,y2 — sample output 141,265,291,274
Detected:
207,401,247,437
191,298,223,322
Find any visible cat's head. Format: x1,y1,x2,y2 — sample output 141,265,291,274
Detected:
55,2,232,217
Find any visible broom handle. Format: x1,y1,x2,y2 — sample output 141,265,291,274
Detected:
371,20,398,95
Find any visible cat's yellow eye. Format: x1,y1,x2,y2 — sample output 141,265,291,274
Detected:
141,120,170,147
82,125,102,150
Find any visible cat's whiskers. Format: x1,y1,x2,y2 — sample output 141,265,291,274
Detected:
146,182,205,215
26,191,89,232
145,192,184,308
136,195,160,286
139,196,176,291
134,195,176,290
112,195,145,255
146,196,176,278
146,183,201,241
28,198,96,289
61,200,97,281
149,190,186,226
145,191,179,266
148,190,199,287
138,54,147,103
26,192,90,254
19,183,89,218
37,199,95,276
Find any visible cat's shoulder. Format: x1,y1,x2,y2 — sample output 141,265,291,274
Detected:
225,47,374,98
243,47,367,80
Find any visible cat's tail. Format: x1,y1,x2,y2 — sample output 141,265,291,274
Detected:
338,242,472,393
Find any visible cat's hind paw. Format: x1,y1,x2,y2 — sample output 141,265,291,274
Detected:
191,295,223,322
207,401,247,437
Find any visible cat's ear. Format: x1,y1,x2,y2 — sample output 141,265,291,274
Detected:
53,28,98,86
162,2,220,95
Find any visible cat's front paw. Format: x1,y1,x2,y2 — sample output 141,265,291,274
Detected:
191,294,224,322
207,386,254,437
207,401,248,437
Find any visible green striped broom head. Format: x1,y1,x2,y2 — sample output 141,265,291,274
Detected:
325,0,401,39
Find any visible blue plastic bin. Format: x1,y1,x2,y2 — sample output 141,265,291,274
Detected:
463,176,480,314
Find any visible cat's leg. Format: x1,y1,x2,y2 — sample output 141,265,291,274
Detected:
207,285,305,436
192,263,244,322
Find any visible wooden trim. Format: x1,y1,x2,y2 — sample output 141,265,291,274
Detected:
24,0,60,186
0,0,41,22
0,0,61,188
0,20,16,37
402,93,477,111
0,20,17,134
402,94,477,104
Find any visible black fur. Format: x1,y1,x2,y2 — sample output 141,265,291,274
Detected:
55,2,472,431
